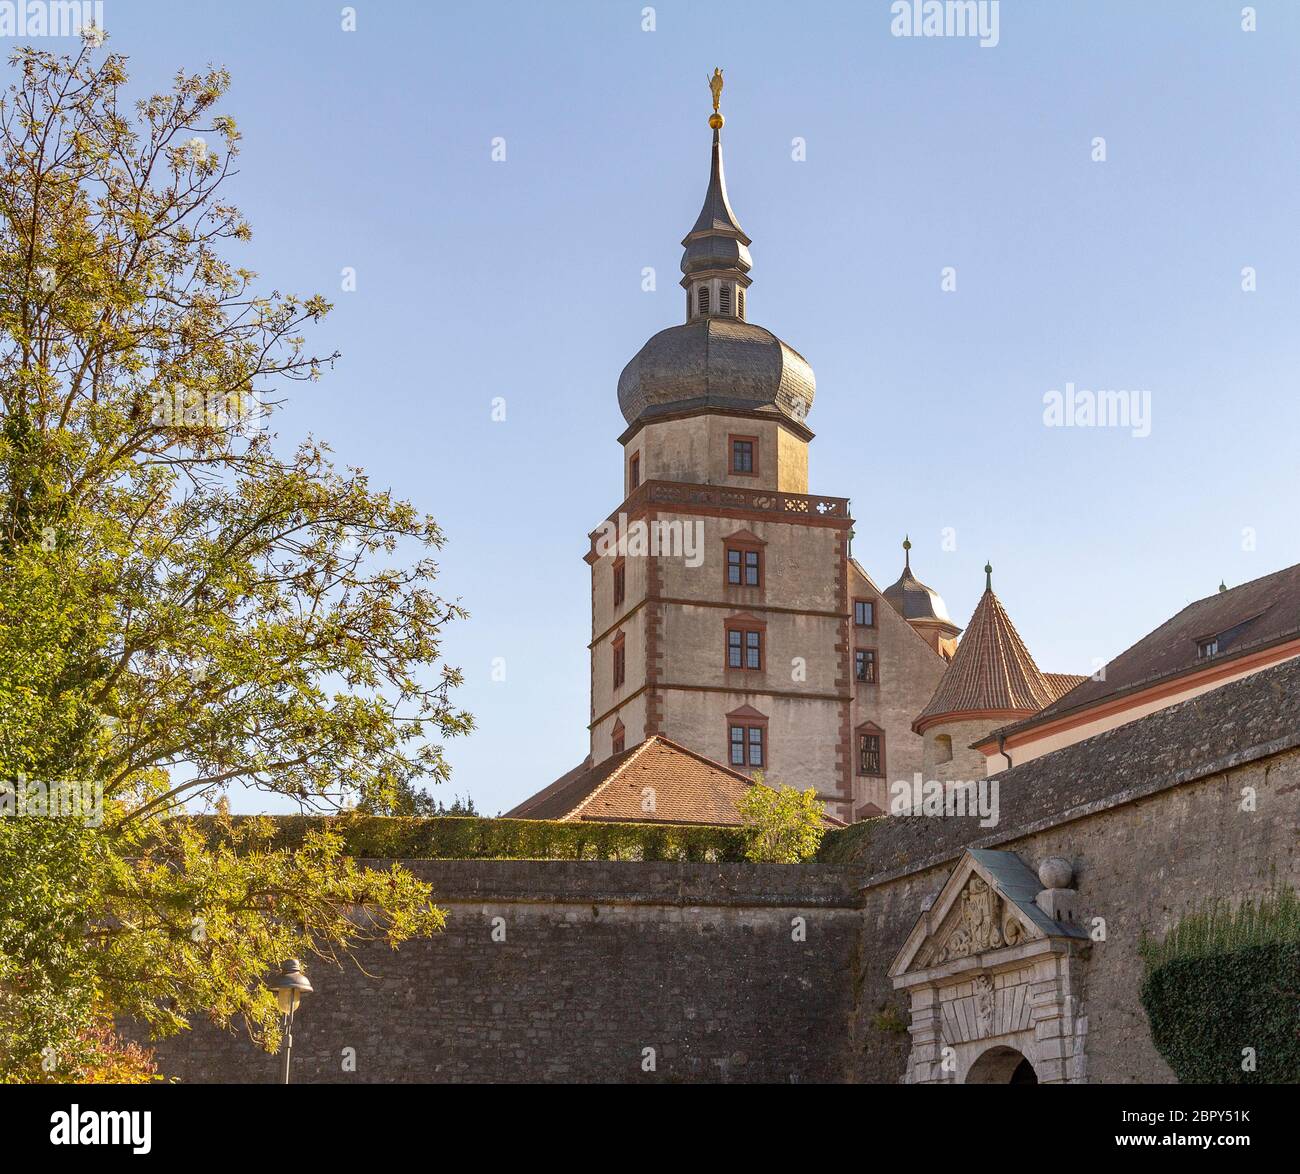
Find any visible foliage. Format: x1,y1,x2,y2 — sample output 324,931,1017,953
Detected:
737,778,825,864
1139,887,1300,1083
0,42,467,1080
815,816,879,865
191,813,749,863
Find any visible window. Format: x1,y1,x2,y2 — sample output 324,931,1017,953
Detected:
697,285,710,315
934,733,953,764
729,723,765,768
726,546,762,587
729,435,757,476
726,626,763,670
1197,637,1219,659
857,727,885,777
629,453,640,491
854,648,877,683
612,558,625,607
854,598,875,627
612,633,626,689
737,289,745,320
719,284,732,315
611,720,625,756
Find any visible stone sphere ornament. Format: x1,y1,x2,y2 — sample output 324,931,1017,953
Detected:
1038,856,1073,890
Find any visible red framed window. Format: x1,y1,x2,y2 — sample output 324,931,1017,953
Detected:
727,706,768,770
856,725,885,777
629,453,640,491
854,648,877,683
726,627,763,670
613,558,626,607
854,598,875,627
611,719,625,756
725,544,762,587
729,723,765,768
729,434,758,476
612,632,626,689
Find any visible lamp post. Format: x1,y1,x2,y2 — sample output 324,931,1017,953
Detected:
269,958,313,1085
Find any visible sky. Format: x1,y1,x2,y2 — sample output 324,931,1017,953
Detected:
31,0,1300,815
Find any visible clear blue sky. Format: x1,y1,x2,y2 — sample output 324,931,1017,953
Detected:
60,1,1300,814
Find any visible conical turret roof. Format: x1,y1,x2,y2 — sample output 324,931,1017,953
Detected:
914,567,1058,731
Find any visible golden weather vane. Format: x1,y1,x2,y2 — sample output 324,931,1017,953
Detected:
708,67,724,129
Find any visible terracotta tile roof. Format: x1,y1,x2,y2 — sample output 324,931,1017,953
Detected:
838,656,1300,882
1044,672,1089,703
915,588,1058,729
504,737,757,826
988,561,1300,743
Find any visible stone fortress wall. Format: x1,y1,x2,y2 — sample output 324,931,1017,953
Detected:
154,662,1300,1083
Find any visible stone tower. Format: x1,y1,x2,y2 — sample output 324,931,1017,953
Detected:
585,78,855,814
913,565,1077,783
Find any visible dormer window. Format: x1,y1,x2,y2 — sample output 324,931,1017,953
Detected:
697,285,710,315
719,284,732,315
1197,637,1219,659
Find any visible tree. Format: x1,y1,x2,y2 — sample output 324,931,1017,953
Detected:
0,40,470,1081
737,776,825,864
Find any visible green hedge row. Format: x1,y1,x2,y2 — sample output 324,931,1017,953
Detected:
1140,886,1300,1083
191,814,749,863
814,819,877,865
1140,943,1300,1083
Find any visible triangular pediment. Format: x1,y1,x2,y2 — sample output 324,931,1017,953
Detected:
888,849,1063,980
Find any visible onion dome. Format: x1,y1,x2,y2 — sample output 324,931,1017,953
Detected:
617,71,815,429
883,537,957,626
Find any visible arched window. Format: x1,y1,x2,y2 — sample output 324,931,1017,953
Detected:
737,288,745,320
935,734,953,764
697,285,710,315
719,284,732,315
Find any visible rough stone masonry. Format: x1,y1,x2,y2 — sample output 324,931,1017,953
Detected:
152,660,1300,1083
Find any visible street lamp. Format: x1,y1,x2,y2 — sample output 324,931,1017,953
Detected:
269,958,313,1085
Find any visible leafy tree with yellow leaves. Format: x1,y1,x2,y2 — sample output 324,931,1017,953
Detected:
0,40,470,1080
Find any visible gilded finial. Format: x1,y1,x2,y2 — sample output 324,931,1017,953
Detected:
902,534,911,571
708,67,724,129
984,562,993,591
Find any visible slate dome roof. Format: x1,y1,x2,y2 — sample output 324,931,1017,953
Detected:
617,316,815,426
883,549,956,626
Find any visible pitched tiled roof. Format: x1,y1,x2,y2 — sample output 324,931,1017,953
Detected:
915,588,1058,730
834,656,1300,883
1044,672,1089,703
988,561,1300,743
504,737,757,826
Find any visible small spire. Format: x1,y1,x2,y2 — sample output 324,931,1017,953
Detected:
984,562,993,592
1218,579,1228,593
902,534,911,572
680,69,752,318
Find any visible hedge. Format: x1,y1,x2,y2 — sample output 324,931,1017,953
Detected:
1139,887,1300,1083
188,814,749,863
815,817,878,865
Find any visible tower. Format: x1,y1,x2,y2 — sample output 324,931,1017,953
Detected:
585,72,854,815
913,564,1077,782
883,537,962,659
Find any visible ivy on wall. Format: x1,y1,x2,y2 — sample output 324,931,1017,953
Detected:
1140,887,1300,1083
190,814,748,862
